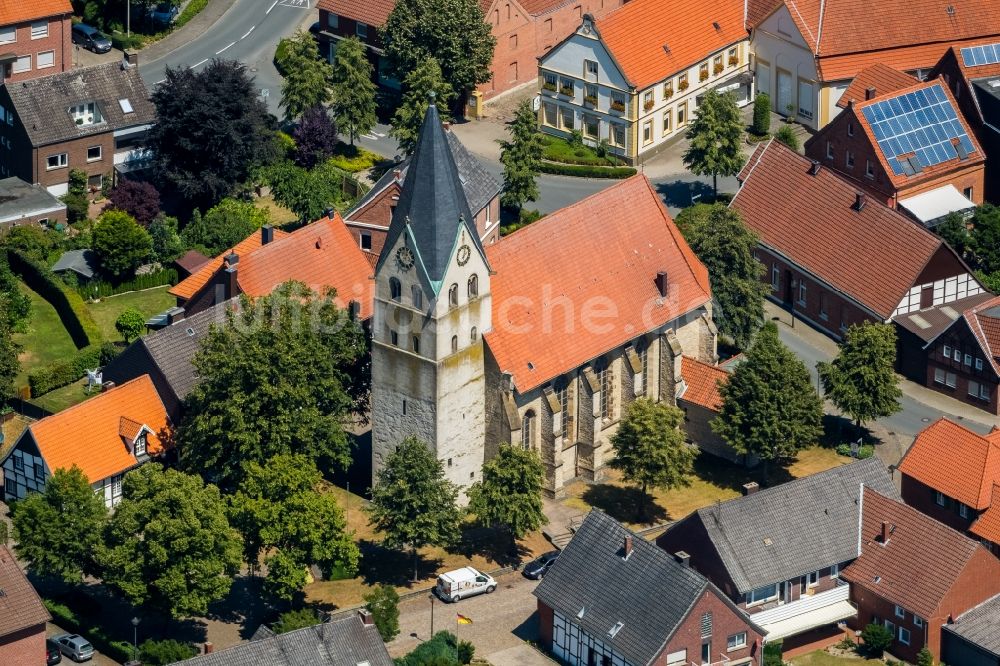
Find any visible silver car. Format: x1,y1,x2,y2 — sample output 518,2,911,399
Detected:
52,634,94,662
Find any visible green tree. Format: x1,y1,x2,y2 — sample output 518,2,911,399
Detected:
609,399,696,521
860,623,893,657
138,639,198,665
180,199,270,256
818,322,902,435
178,282,369,489
712,322,824,482
383,0,496,96
368,437,461,581
971,204,1000,273
399,631,473,666
467,444,546,543
228,454,359,601
92,209,152,278
682,90,744,197
258,161,342,223
499,100,543,211
148,214,185,262
936,211,973,259
149,60,278,209
98,464,241,618
686,205,769,349
916,647,934,666
672,202,715,241
0,299,21,400
278,31,334,122
10,466,107,582
331,37,377,145
976,269,1000,293
364,584,401,642
774,124,799,151
115,307,146,343
391,58,456,156
273,608,320,634
1,225,55,262
752,92,771,136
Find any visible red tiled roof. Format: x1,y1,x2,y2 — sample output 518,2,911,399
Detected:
899,418,1000,510
0,0,71,25
731,140,946,318
169,228,289,300
518,0,579,16
0,545,49,639
836,63,918,108
236,214,374,319
317,0,395,28
679,356,727,411
964,294,1000,376
28,376,171,484
818,37,1000,82
744,0,781,30
485,175,712,393
971,485,1000,545
596,0,747,89
841,488,1000,620
849,79,985,191
939,40,1000,124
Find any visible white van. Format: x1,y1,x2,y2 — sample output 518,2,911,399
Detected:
435,567,497,602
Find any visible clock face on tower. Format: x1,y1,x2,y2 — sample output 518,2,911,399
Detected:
456,244,471,266
395,246,414,271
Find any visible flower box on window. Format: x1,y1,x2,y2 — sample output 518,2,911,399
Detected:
714,63,724,75
678,80,689,91
663,86,674,99
584,95,598,107
559,84,574,96
610,100,626,113
643,99,654,111
542,81,557,92
700,70,709,82
728,55,739,66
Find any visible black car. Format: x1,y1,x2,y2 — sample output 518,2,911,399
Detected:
72,24,112,54
46,638,62,665
522,550,560,579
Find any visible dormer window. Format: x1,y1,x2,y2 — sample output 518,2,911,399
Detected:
69,102,102,127
135,433,147,456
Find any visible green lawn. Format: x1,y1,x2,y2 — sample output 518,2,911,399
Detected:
789,651,885,665
12,282,78,386
85,286,175,343
540,134,624,166
28,378,97,413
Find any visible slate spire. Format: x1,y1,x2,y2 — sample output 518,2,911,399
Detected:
376,95,484,291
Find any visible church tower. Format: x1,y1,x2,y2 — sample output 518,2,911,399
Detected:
371,98,492,495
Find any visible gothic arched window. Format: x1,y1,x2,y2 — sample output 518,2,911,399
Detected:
449,283,459,307
522,410,535,449
451,335,459,353
389,277,401,302
468,274,479,299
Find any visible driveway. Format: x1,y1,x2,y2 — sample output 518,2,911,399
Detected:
48,622,122,666
387,570,540,663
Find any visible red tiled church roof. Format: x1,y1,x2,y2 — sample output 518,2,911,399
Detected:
679,356,727,411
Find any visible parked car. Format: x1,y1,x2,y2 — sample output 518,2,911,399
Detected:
52,634,94,663
148,2,179,25
46,638,62,665
71,24,112,54
435,567,496,602
522,550,560,580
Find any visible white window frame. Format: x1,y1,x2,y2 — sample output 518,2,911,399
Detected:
771,264,780,291
970,380,980,398
865,159,875,178
327,12,339,28
954,348,962,362
46,153,67,170
894,605,905,619
87,145,102,162
31,20,48,39
944,345,952,358
36,50,54,69
12,55,30,73
135,433,146,456
359,232,371,251
959,503,969,518
947,371,957,388
914,616,924,628
936,490,946,506
0,26,14,44
747,584,779,606
807,570,819,587
976,358,984,371
899,626,911,646
934,367,946,384
965,353,973,366
830,563,840,579
798,281,807,305
727,632,747,651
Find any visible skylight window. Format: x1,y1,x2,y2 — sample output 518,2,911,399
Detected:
608,621,624,638
119,98,134,114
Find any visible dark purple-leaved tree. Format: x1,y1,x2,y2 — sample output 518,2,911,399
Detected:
106,179,161,226
293,105,338,169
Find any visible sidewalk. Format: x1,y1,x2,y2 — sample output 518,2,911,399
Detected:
139,0,240,65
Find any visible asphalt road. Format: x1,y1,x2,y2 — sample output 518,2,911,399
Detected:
139,0,313,113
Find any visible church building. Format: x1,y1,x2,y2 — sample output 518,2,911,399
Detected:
372,102,718,497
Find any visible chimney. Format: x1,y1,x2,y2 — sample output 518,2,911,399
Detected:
166,306,185,326
742,481,759,496
880,521,890,544
123,51,138,67
865,86,876,100
393,168,402,181
225,252,239,267
442,121,452,131
358,608,374,626
809,160,821,176
854,192,866,212
102,381,116,392
674,551,691,567
655,271,669,298
623,535,633,559
203,642,213,655
261,225,274,245
224,254,239,300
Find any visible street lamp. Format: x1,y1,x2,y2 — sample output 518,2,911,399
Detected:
131,617,140,661
428,593,436,637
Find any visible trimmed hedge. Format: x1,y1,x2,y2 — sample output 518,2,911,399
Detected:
28,345,103,396
539,161,637,179
43,598,134,664
77,268,177,299
6,250,100,349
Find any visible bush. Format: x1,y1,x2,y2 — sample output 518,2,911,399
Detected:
62,192,90,224
835,443,874,459
916,647,934,666
77,268,177,299
99,341,121,365
107,179,161,226
111,33,144,51
364,583,400,642
175,0,209,28
541,135,624,166
774,124,799,151
861,622,893,657
538,161,637,179
273,608,319,634
835,636,857,650
139,639,199,665
328,143,379,172
399,631,474,665
27,344,104,396
752,92,771,136
762,640,783,666
7,250,100,348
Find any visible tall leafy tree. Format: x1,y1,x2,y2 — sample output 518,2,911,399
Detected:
98,464,241,618
0,297,21,399
935,211,974,259
367,437,461,581
391,58,455,156
364,584,401,642
228,454,359,601
148,214,185,263
258,161,342,223
686,205,769,349
293,105,339,169
92,209,153,278
278,31,334,122
180,198,270,256
971,204,1000,273
499,100,543,211
818,322,902,435
178,282,369,490
712,322,824,482
609,399,695,521
682,90,745,197
383,0,496,96
149,60,278,208
467,445,546,543
11,466,107,582
331,37,377,145
106,179,161,226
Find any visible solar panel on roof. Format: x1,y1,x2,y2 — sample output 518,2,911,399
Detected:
961,43,1000,68
860,84,975,177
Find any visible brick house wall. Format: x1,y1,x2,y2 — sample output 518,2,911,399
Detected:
0,623,46,665
657,515,741,600
34,133,116,192
652,587,763,666
900,474,982,534
922,317,1000,415
0,13,72,85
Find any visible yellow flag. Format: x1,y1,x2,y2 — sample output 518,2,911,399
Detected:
457,614,473,625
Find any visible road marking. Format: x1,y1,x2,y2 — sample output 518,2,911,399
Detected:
241,26,255,39
190,59,208,69
266,0,278,13
371,131,386,138
216,41,236,54
155,79,165,85
277,0,310,7
362,134,379,141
